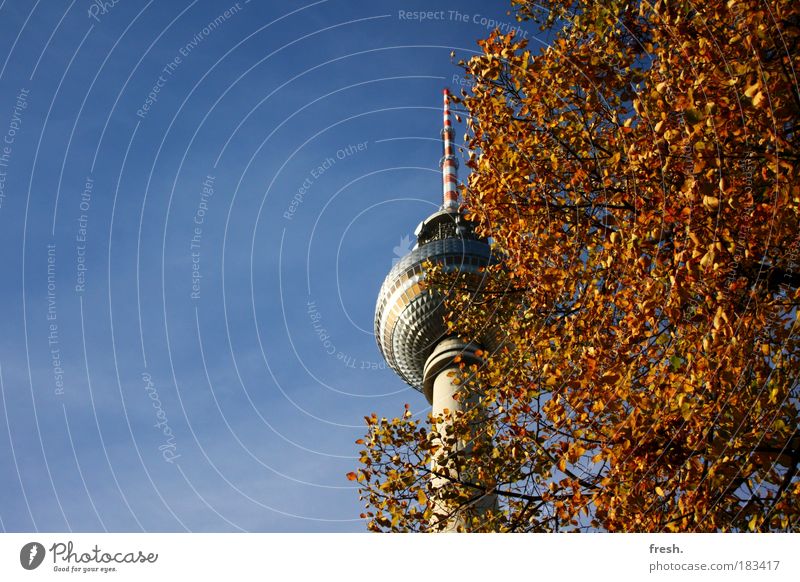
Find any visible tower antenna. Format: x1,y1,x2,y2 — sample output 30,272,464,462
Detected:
441,88,459,211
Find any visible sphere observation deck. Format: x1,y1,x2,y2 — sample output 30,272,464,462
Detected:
374,209,494,392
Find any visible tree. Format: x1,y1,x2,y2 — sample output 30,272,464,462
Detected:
352,0,800,532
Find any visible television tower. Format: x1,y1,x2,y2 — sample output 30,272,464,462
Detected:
374,89,496,530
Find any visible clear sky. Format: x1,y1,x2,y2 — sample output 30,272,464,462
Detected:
0,0,540,532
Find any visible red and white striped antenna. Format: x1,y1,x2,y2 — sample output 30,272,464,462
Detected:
441,88,459,211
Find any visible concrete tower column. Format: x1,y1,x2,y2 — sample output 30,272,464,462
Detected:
423,338,496,531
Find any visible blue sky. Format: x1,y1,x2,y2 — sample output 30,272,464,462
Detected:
0,0,539,532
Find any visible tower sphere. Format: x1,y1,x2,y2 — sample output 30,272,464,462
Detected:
374,208,495,395
374,89,498,399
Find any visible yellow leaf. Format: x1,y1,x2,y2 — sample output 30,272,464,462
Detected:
744,82,760,98
702,195,720,211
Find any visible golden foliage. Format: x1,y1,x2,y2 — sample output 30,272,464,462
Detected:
355,0,800,532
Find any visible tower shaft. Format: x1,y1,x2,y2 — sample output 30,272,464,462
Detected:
424,339,497,531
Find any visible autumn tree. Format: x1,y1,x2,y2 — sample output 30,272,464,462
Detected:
353,0,800,531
